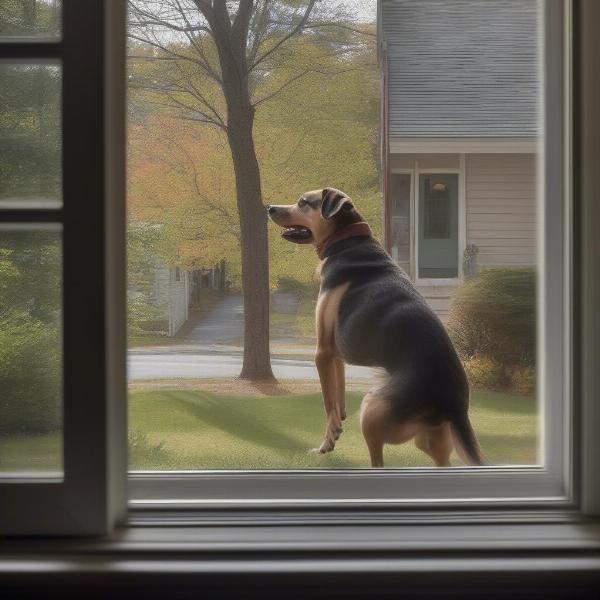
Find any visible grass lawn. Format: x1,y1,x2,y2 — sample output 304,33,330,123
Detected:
0,432,62,472
126,388,537,469
0,389,538,472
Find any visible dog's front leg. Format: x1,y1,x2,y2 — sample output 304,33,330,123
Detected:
313,283,349,454
315,347,343,453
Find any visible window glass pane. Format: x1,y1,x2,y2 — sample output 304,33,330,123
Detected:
418,174,459,278
0,62,61,208
0,227,62,474
0,1,61,39
127,0,541,472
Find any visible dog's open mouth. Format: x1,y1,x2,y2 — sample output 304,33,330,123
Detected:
280,225,313,244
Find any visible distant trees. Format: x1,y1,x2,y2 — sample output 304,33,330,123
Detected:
0,0,60,37
0,232,61,435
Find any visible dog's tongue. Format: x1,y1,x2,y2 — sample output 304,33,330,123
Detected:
281,226,312,244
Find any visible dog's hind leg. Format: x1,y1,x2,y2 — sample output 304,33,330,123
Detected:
414,423,453,467
360,388,423,468
360,391,385,467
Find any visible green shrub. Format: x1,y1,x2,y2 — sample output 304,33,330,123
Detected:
0,311,61,435
447,268,536,394
506,364,536,396
448,268,536,365
462,356,507,391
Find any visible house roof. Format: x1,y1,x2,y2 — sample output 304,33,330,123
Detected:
380,0,541,138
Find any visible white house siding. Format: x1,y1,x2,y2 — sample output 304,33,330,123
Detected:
153,267,189,337
465,153,537,267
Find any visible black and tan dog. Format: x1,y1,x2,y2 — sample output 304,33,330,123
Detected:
267,187,486,468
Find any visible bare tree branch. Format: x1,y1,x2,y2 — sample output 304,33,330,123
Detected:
232,0,254,49
250,0,316,71
251,68,311,106
247,0,272,65
305,22,377,37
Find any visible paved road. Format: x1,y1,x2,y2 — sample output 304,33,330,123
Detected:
128,351,374,381
184,294,244,344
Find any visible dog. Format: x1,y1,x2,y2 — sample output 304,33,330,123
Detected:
267,187,486,468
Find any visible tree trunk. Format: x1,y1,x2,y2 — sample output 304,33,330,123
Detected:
205,3,275,381
227,115,275,381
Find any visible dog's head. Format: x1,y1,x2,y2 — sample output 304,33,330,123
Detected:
267,188,357,245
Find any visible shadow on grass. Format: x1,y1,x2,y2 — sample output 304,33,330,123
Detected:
164,391,309,453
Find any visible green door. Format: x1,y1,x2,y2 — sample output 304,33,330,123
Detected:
418,174,459,278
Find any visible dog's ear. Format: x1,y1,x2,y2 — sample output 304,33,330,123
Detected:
321,188,353,220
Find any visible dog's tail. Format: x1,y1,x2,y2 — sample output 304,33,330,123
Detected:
449,411,488,466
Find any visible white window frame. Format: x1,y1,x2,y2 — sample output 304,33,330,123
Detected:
389,168,414,278
0,0,127,535
128,0,574,512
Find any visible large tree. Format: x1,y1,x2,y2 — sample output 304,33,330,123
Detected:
128,0,366,380
127,22,380,287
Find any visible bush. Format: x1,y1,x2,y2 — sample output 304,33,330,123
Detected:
506,364,536,396
462,356,507,390
447,268,536,394
0,311,61,435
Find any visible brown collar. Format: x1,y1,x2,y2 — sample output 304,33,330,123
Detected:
316,222,373,260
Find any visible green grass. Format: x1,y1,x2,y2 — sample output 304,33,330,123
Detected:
0,431,62,472
125,389,537,469
0,390,538,472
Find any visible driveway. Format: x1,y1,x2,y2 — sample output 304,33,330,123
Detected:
183,294,244,344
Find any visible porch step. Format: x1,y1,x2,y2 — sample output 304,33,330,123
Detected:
415,284,457,322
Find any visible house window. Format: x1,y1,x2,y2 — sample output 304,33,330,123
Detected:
422,179,451,239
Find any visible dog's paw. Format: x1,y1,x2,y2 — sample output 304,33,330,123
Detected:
318,438,336,454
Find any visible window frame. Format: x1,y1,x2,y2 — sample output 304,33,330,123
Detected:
128,0,574,512
1,0,598,538
0,0,127,535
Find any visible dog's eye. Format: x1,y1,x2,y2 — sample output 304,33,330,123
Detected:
298,199,307,207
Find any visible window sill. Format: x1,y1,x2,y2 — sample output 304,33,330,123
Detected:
2,521,600,596
2,519,600,572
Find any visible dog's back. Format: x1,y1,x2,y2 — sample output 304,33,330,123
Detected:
322,237,485,465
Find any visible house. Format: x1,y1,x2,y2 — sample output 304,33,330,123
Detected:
378,0,540,319
128,221,227,337
152,261,227,336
